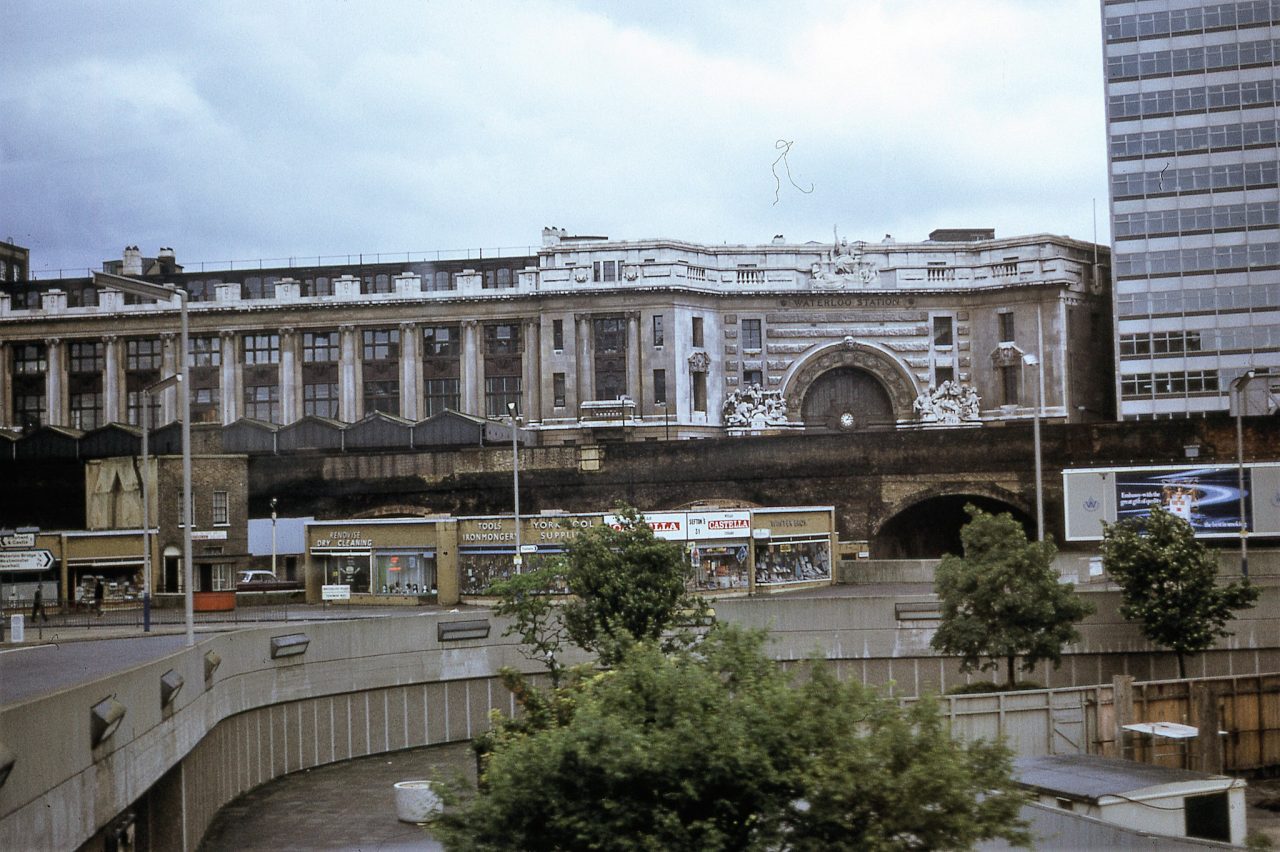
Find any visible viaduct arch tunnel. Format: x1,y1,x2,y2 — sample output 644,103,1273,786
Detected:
871,494,1035,559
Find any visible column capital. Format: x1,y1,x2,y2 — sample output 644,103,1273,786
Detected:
219,329,237,340
625,310,641,322
279,326,296,336
338,323,356,334
101,334,118,345
398,321,417,334
574,312,592,324
43,336,61,347
159,332,177,343
462,319,479,330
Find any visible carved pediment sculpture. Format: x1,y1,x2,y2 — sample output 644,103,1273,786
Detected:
688,351,711,372
723,383,789,428
913,380,981,425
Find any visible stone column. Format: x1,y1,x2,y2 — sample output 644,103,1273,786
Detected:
159,333,177,425
219,331,239,424
44,338,67,427
626,311,641,407
279,327,301,425
522,318,541,422
103,335,123,424
338,324,358,422
399,322,419,421
575,313,593,405
461,320,481,416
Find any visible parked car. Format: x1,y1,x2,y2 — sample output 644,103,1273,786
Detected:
236,570,302,591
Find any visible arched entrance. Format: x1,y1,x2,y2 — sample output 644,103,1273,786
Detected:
800,367,895,432
782,340,917,431
873,494,1033,558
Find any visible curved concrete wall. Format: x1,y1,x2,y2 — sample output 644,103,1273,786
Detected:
2,589,1277,850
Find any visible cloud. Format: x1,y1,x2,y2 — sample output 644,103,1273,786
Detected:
0,0,1110,274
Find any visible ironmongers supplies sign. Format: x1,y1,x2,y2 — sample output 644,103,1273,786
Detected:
0,550,55,572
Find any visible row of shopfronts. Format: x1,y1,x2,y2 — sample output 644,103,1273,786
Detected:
306,506,836,603
1,506,835,609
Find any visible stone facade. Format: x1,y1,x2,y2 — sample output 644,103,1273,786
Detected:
0,228,1112,443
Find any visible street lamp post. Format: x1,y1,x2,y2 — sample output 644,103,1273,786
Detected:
95,271,195,646
507,402,521,570
1232,370,1257,578
141,373,182,633
270,497,279,578
1022,353,1045,541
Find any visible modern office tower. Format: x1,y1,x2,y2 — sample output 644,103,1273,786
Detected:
1101,0,1280,419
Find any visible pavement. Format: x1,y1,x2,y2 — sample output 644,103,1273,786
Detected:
198,741,476,852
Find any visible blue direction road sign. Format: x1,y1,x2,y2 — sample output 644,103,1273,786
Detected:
0,550,54,572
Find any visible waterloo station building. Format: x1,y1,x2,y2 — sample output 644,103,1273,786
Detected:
0,226,1112,443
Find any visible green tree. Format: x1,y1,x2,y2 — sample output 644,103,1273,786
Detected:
931,505,1094,688
1100,505,1258,678
435,627,1029,851
559,504,709,665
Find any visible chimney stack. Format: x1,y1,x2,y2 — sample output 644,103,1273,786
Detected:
122,245,142,276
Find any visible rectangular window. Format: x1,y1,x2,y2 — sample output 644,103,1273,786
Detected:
361,328,400,361
933,366,955,387
69,341,104,374
998,312,1015,343
552,319,564,351
303,382,339,418
653,369,667,405
652,315,664,347
70,392,102,430
243,334,280,366
485,375,522,417
363,379,400,414
422,326,459,358
594,316,625,353
484,324,521,355
692,371,707,413
741,319,762,350
553,373,566,407
743,369,763,387
14,392,46,428
188,336,222,368
1000,365,1020,405
303,331,338,363
592,260,620,282
244,384,280,422
692,316,704,348
932,316,954,347
14,343,47,374
424,378,460,416
210,563,236,592
127,390,163,427
212,491,229,526
127,338,162,370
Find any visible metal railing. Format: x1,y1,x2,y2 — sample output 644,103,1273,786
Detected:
0,597,302,631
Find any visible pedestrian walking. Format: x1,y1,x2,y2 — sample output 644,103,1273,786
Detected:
94,578,105,616
31,584,49,623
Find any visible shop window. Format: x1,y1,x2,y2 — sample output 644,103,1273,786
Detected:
932,316,954,348
212,491,229,526
211,563,236,592
303,331,338,363
552,319,564,352
741,319,762,350
998,312,1015,343
553,373,566,408
654,369,667,405
754,538,832,586
652,315,664,347
692,316,704,348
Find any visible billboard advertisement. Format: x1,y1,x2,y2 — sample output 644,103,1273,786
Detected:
1064,462,1280,541
1115,467,1250,534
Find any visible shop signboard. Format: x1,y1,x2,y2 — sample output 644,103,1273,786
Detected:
605,512,686,541
686,511,750,541
458,518,517,545
321,584,351,601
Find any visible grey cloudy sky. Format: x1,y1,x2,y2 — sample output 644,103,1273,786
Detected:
1,0,1109,277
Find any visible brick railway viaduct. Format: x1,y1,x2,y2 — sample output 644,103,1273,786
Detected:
250,416,1280,557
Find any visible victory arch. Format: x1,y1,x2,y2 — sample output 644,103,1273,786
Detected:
782,340,918,432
